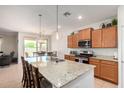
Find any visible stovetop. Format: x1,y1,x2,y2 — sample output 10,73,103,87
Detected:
75,54,93,58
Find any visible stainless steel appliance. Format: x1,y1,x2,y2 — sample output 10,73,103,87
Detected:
75,51,93,64
78,40,91,48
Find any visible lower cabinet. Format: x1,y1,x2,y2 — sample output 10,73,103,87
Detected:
69,56,76,61
100,60,118,84
64,55,70,60
89,58,118,84
64,54,76,62
89,58,100,77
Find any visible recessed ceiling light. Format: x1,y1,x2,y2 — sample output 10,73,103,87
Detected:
58,25,61,29
78,16,83,20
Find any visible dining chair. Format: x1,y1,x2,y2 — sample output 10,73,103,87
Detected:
21,57,25,83
21,56,52,88
21,57,32,88
21,57,29,88
26,61,37,88
30,64,52,88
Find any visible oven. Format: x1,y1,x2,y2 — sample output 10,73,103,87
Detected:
75,51,93,64
75,57,89,64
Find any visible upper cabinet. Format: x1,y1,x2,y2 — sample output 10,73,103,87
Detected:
67,33,79,48
68,26,117,48
67,35,73,48
79,28,93,40
72,33,79,48
92,26,117,48
102,26,117,48
92,29,102,48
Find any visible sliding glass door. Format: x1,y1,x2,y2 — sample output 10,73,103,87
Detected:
24,38,48,57
24,38,37,57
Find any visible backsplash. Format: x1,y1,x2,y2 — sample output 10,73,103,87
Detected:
69,48,118,57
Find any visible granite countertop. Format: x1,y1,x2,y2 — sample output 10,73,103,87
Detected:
26,56,95,88
90,55,118,62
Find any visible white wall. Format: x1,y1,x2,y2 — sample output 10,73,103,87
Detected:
0,34,18,57
51,18,118,59
118,5,124,88
18,32,51,62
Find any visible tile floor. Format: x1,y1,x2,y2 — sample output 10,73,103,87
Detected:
0,63,118,88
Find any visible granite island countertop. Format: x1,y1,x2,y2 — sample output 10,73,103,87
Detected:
26,56,95,88
90,55,118,62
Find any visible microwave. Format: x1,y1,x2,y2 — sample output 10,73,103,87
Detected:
78,40,91,48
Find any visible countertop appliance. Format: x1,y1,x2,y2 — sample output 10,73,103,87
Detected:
78,40,91,48
75,51,93,64
113,52,118,59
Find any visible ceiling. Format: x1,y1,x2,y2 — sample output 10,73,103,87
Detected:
0,28,18,36
0,5,118,35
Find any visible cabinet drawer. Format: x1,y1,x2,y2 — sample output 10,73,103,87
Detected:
89,58,100,62
101,60,117,66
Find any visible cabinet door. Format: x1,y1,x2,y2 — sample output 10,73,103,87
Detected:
67,35,73,48
79,28,92,40
92,29,102,48
89,58,100,77
64,55,70,60
69,56,76,61
102,26,117,48
72,33,79,48
100,60,118,84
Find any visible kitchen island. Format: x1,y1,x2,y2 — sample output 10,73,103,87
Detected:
26,56,95,88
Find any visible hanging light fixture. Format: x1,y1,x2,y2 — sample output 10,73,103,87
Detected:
56,5,59,40
38,14,42,39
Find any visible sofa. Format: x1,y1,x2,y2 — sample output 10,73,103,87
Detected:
0,56,11,66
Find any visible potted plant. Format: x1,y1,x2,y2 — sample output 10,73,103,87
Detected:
71,32,74,35
112,19,117,26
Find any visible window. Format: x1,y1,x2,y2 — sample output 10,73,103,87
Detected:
38,39,48,51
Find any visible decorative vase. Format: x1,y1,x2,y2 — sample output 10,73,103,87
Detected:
102,23,106,28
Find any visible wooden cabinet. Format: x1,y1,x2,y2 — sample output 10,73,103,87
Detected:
67,35,73,48
64,54,76,62
92,29,102,48
102,26,117,48
68,26,117,48
89,58,118,84
100,60,118,84
72,33,79,48
64,55,70,60
89,58,100,77
67,33,79,48
92,26,117,48
69,56,76,61
79,28,92,40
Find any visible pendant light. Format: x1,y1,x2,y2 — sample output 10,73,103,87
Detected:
38,14,42,40
56,5,59,40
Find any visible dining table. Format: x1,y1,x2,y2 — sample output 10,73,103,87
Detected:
26,56,95,88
